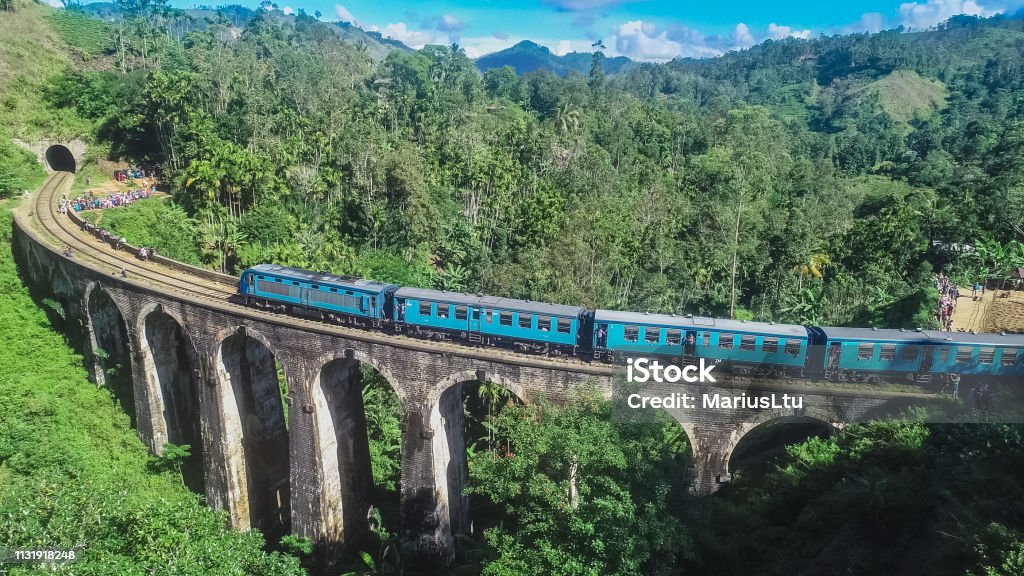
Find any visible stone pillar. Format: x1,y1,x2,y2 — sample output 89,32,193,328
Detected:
302,355,374,547
433,382,469,537
684,422,745,495
400,400,452,569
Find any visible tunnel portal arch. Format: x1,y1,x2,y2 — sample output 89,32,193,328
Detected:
45,145,76,173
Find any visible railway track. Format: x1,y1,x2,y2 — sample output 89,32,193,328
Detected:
24,171,620,376
20,172,944,399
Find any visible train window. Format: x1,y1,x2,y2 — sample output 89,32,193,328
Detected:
979,347,995,364
902,346,919,361
330,288,338,292
718,333,734,350
257,275,265,279
537,315,551,331
740,335,756,351
1002,349,1019,366
500,312,513,326
419,302,432,316
701,333,710,347
857,343,874,360
518,314,533,329
292,281,300,286
311,285,319,290
485,310,493,323
666,329,681,345
784,340,801,356
557,318,572,334
762,337,779,353
879,344,896,361
956,347,973,363
645,328,661,343
438,305,450,319
938,347,949,362
624,326,639,342
455,306,467,321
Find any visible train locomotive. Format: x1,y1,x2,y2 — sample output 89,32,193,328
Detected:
239,263,1024,386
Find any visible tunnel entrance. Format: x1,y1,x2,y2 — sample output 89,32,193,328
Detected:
728,417,834,481
45,145,76,173
217,333,290,539
143,310,204,493
313,359,401,547
87,287,135,427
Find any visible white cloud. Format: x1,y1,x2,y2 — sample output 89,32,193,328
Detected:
843,12,887,33
282,6,293,15
616,20,686,62
767,22,813,40
369,22,436,49
334,4,356,23
732,23,755,48
898,0,995,29
424,13,466,42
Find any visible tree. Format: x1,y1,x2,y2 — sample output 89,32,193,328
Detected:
466,393,691,576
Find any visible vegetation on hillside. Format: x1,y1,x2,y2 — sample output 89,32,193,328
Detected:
0,201,303,575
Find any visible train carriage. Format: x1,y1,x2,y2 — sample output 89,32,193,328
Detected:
240,264,397,324
919,330,1024,382
393,288,586,354
812,326,1024,385
811,327,929,383
593,310,810,376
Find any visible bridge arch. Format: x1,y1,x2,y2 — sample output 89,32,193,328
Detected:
725,411,841,482
212,325,292,537
44,144,76,173
307,349,404,544
137,304,204,492
84,282,135,424
429,370,524,539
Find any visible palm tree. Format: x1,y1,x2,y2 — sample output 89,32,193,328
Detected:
555,100,581,136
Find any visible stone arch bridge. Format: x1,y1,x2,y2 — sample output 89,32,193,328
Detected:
11,172,932,566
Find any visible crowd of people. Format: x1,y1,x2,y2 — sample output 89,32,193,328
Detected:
57,187,155,214
935,273,960,331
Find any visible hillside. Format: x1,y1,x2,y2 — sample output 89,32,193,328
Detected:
79,1,411,62
475,40,634,76
867,70,948,122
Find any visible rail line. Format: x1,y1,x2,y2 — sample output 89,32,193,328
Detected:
18,172,944,399
23,171,623,377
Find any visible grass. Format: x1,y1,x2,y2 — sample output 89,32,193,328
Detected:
0,0,92,140
867,70,948,123
45,8,113,60
0,200,304,574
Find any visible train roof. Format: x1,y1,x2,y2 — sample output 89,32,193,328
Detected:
249,264,395,292
594,310,808,337
394,287,585,317
818,326,1024,347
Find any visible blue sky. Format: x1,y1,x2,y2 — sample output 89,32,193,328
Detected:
171,0,1024,60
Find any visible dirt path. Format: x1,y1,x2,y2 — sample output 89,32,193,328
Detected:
983,288,1024,334
949,286,992,333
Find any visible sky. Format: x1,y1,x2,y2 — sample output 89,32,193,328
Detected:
169,0,1024,60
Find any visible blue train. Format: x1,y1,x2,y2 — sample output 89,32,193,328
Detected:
240,264,1024,385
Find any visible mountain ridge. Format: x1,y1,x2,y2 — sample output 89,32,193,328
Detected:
474,39,635,76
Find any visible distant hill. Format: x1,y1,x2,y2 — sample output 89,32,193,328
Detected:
79,2,410,62
475,40,634,76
